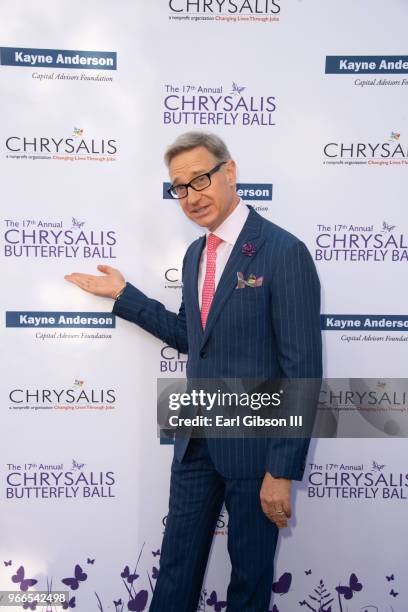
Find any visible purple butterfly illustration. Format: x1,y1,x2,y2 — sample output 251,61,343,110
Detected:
128,590,148,611
335,573,362,600
272,572,292,595
206,590,227,611
87,558,95,565
61,564,87,590
113,598,122,607
372,460,385,472
62,596,76,610
71,217,85,230
120,565,139,584
152,566,159,579
11,566,38,591
386,574,394,581
72,459,85,470
390,589,398,597
305,569,312,575
22,602,37,610
231,82,246,96
152,549,160,557
4,560,12,566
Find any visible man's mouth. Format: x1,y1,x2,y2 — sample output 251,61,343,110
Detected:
191,204,210,216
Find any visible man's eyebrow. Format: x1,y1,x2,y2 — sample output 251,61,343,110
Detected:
172,169,207,184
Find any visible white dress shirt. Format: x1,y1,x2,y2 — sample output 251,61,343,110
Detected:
198,200,249,308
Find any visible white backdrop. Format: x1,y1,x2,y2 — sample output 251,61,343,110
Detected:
1,1,407,611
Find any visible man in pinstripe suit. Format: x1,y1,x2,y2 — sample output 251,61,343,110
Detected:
65,132,322,611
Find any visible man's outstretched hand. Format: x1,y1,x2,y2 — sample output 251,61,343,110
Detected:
64,265,126,299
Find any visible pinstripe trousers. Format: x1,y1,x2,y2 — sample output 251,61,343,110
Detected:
149,438,279,612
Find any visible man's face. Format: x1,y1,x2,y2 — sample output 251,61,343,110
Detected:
168,146,238,232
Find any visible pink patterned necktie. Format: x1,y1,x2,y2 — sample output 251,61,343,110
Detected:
200,233,223,329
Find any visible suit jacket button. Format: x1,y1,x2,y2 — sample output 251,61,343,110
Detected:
200,349,207,359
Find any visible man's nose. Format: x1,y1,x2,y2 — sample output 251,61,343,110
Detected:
186,187,201,206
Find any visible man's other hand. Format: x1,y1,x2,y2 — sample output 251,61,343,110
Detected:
260,472,292,529
64,265,126,299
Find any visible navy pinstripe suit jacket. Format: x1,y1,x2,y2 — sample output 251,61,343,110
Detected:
113,206,322,480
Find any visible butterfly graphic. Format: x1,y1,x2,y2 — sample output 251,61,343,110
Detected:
152,549,160,557
71,217,85,230
4,560,12,566
152,566,159,579
127,590,148,612
11,566,38,591
335,573,362,600
120,565,139,584
206,590,227,611
386,574,395,581
22,602,36,610
61,564,87,590
73,128,84,137
305,569,312,575
62,596,76,609
72,460,85,471
87,558,95,565
272,572,292,595
390,589,398,597
231,82,246,96
382,221,396,233
113,599,122,607
372,460,386,472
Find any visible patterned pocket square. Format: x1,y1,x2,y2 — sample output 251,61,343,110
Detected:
236,272,264,288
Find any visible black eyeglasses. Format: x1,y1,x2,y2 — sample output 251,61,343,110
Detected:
167,161,227,199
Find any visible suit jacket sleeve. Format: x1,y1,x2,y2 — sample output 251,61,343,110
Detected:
265,239,322,480
112,258,188,355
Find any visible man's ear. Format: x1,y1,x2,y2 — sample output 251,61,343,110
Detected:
225,159,237,187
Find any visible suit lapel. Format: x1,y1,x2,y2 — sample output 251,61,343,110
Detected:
185,234,206,335
200,207,265,347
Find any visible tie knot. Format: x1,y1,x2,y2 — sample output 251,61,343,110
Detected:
207,233,223,253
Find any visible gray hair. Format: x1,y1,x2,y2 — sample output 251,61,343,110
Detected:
164,131,232,167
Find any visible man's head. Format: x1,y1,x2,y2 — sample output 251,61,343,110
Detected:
165,132,239,232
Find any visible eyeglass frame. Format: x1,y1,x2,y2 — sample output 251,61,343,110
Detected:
167,161,227,199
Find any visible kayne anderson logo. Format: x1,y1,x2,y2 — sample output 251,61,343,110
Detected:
314,221,408,262
163,182,272,200
163,81,276,127
6,311,115,328
168,0,281,22
321,315,408,332
325,55,408,87
0,47,116,69
323,131,408,166
5,312,115,342
5,128,118,162
163,181,272,212
0,47,116,83
321,315,408,344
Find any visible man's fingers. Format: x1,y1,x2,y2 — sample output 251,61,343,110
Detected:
64,273,98,292
283,501,292,518
97,264,114,274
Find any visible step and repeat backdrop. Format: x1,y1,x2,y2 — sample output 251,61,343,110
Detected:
1,1,407,611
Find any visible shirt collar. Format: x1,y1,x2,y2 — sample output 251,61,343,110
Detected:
207,200,249,246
